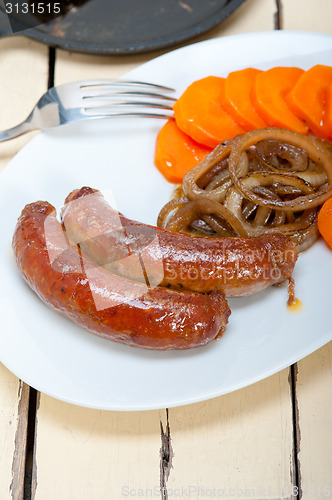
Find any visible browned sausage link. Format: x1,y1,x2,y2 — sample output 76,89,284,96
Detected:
12,201,230,350
61,187,298,297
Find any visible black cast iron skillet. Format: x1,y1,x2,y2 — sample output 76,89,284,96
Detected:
0,0,247,55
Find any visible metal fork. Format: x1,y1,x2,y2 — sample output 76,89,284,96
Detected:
0,80,176,142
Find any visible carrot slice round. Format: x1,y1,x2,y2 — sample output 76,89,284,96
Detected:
318,196,332,249
154,119,212,183
223,68,268,130
173,76,245,148
324,84,332,139
286,65,332,139
252,66,308,135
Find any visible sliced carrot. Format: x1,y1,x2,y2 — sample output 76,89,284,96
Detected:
324,84,332,139
252,66,308,134
173,76,245,148
154,119,212,183
286,65,332,140
223,68,268,130
318,197,332,249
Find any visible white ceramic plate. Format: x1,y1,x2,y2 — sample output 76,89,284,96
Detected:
1,31,332,411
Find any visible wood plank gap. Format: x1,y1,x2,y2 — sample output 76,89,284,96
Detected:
10,380,30,500
48,48,56,89
22,388,37,500
274,0,283,30
159,409,173,500
290,364,302,499
30,392,40,500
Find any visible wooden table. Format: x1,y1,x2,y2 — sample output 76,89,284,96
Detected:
1,1,332,499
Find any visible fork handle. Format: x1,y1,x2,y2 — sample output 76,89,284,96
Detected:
0,120,37,142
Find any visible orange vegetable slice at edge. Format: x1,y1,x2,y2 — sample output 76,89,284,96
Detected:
154,119,212,184
173,76,245,149
223,68,268,130
318,196,332,249
252,66,308,135
286,64,332,140
324,83,332,139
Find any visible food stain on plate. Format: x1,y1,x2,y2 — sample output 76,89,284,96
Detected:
286,277,304,313
287,297,304,313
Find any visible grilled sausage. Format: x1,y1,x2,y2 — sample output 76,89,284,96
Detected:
12,201,230,350
62,187,297,297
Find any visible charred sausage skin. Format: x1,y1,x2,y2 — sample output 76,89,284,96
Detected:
62,187,298,297
12,201,230,350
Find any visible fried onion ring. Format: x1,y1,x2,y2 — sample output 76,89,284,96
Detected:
158,128,332,252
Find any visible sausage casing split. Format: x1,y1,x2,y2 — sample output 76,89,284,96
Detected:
61,187,298,297
12,201,230,350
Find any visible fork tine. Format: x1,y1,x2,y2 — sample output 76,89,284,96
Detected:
82,90,177,102
84,101,174,112
79,80,175,92
82,111,175,120
81,78,177,117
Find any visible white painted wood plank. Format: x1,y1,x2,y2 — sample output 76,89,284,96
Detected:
0,37,49,172
296,343,332,500
212,0,276,37
0,36,48,500
33,395,164,500
0,364,29,500
166,370,295,500
54,49,163,84
282,4,332,497
282,0,332,33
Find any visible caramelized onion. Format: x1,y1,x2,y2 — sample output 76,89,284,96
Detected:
224,185,319,250
158,128,332,252
164,198,248,237
157,196,189,229
200,215,236,237
232,171,316,211
228,128,332,210
182,142,234,202
256,140,309,171
296,170,327,186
